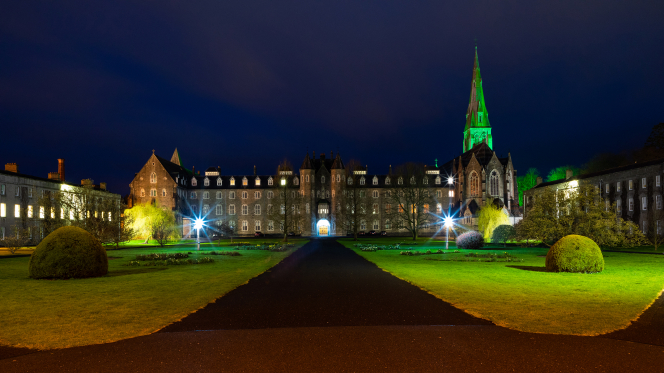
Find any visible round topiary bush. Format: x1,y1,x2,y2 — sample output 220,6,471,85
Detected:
492,224,516,246
545,235,604,274
456,231,484,250
29,226,108,279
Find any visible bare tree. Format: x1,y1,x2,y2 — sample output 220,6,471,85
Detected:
338,160,368,240
2,225,30,254
647,205,664,251
385,163,436,240
267,160,303,242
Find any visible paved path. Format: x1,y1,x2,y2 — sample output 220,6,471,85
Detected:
2,239,664,372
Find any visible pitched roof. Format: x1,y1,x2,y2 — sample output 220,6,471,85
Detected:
331,153,345,170
170,148,182,166
155,155,192,178
300,153,313,169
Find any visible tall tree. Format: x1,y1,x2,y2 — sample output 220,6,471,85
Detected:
385,163,436,240
477,202,509,242
267,160,303,242
546,165,581,182
516,168,539,206
634,123,664,162
338,160,368,240
125,201,179,246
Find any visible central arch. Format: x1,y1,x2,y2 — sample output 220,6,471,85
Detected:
316,219,330,236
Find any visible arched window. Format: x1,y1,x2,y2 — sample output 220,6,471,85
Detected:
306,175,309,182
191,178,197,186
162,189,167,197
360,177,365,185
423,177,428,185
490,170,499,196
268,177,273,186
373,176,378,185
469,171,479,197
255,177,261,186
150,172,157,183
321,176,325,183
230,177,235,186
204,178,209,186
410,176,416,185
254,205,261,215
398,177,403,185
385,177,391,185
435,176,441,185
294,177,299,186
140,188,145,197
337,175,340,182
217,177,222,186
216,191,222,199
242,177,248,186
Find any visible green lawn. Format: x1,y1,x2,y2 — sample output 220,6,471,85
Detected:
0,238,307,349
339,237,664,336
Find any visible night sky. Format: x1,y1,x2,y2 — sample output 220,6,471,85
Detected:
1,1,663,196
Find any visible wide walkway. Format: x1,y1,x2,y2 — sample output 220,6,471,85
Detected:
1,239,664,372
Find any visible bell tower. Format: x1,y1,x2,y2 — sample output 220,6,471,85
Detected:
463,46,492,152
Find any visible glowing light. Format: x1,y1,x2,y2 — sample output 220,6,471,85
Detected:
444,216,453,227
447,177,454,185
193,218,204,230
569,180,579,188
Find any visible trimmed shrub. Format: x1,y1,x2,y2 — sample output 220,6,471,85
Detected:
492,225,516,246
545,235,604,273
29,226,108,279
456,231,484,250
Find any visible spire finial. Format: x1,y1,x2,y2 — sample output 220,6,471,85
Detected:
474,38,477,49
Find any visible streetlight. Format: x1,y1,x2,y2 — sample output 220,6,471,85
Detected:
444,216,453,250
194,217,204,251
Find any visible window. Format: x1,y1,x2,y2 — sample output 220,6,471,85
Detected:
229,204,236,215
337,175,340,182
435,176,441,185
281,178,286,186
628,198,634,211
191,205,197,213
385,219,390,229
360,220,366,230
229,191,235,199
242,204,248,215
0,227,3,240
629,180,633,190
385,204,391,214
469,171,480,197
658,175,662,187
242,177,248,186
150,172,156,183
294,177,299,186
254,191,261,199
254,205,261,215
217,177,222,186
642,196,647,210
204,191,210,199
658,220,663,235
15,187,20,197
490,170,499,196
373,220,379,230
373,176,378,185
326,190,330,198
605,184,609,193
0,203,5,217
321,176,325,183
410,177,416,185
267,191,273,199
643,221,647,234
360,191,366,198
255,177,261,186
0,184,4,195
230,177,235,186
268,177,273,186
423,204,429,213
449,190,455,197
658,195,662,210
140,188,145,197
151,189,157,197
216,205,223,215
616,199,622,212
642,178,647,188
242,191,248,199
242,220,248,231
373,203,378,214
385,177,390,185
15,204,20,217
268,220,274,231
306,175,310,182
255,220,261,231
306,203,310,213
348,177,353,185
423,177,428,185
605,200,609,211
617,182,621,192
437,203,442,213
203,205,209,214
204,178,209,186
216,191,222,199
436,190,442,198
372,190,379,198
162,189,167,197
39,206,44,219
190,192,197,199
398,177,403,185
192,178,197,186
28,188,32,198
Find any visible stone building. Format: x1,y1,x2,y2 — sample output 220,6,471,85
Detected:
0,159,121,241
524,158,664,234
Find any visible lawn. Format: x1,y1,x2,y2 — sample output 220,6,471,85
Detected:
0,238,307,349
339,237,664,336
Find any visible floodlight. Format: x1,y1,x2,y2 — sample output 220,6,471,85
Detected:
444,216,453,227
447,176,454,185
194,218,204,230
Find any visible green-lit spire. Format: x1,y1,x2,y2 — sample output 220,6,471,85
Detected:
463,46,492,153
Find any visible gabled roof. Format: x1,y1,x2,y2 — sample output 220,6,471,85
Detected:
170,148,182,166
455,142,505,169
155,155,192,179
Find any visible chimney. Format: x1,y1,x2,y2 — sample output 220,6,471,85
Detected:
48,172,60,180
192,166,195,175
58,159,65,181
254,165,256,176
565,169,573,179
99,182,107,190
320,153,325,159
389,165,392,175
330,151,333,159
536,176,543,186
4,163,18,173
313,151,316,159
81,179,94,187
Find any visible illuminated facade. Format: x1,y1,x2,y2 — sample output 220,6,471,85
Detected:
463,46,492,153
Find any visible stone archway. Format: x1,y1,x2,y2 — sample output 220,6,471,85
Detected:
316,219,330,236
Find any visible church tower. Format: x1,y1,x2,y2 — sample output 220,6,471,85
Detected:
463,46,492,153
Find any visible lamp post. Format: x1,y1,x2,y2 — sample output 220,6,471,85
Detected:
194,217,203,251
444,216,453,250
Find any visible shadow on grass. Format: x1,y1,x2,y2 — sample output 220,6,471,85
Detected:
506,265,549,272
107,267,169,277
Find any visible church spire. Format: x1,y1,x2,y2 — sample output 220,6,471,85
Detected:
463,45,492,153
170,148,182,166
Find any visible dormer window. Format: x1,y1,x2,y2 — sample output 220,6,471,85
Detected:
360,177,365,185
435,176,441,185
410,177,416,185
348,178,353,185
268,177,273,186
294,177,299,186
204,178,209,186
242,177,248,186
281,177,286,186
230,177,235,186
423,177,428,185
398,177,403,185
372,176,378,185
191,178,197,187
217,177,222,186
385,177,391,185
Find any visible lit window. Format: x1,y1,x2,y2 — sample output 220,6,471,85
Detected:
229,191,235,199
1,203,7,217
242,204,248,215
217,191,222,199
216,205,223,215
140,188,145,197
243,177,248,186
281,178,286,186
437,203,442,214
151,172,157,183
28,205,33,218
217,177,222,186
268,177,273,186
229,204,236,215
373,203,378,214
230,177,235,186
192,178,197,186
254,205,261,215
39,206,44,219
255,177,261,186
617,182,621,192
629,180,633,190
469,171,480,197
15,204,20,217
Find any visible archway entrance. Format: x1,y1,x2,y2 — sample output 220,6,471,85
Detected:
316,219,330,236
